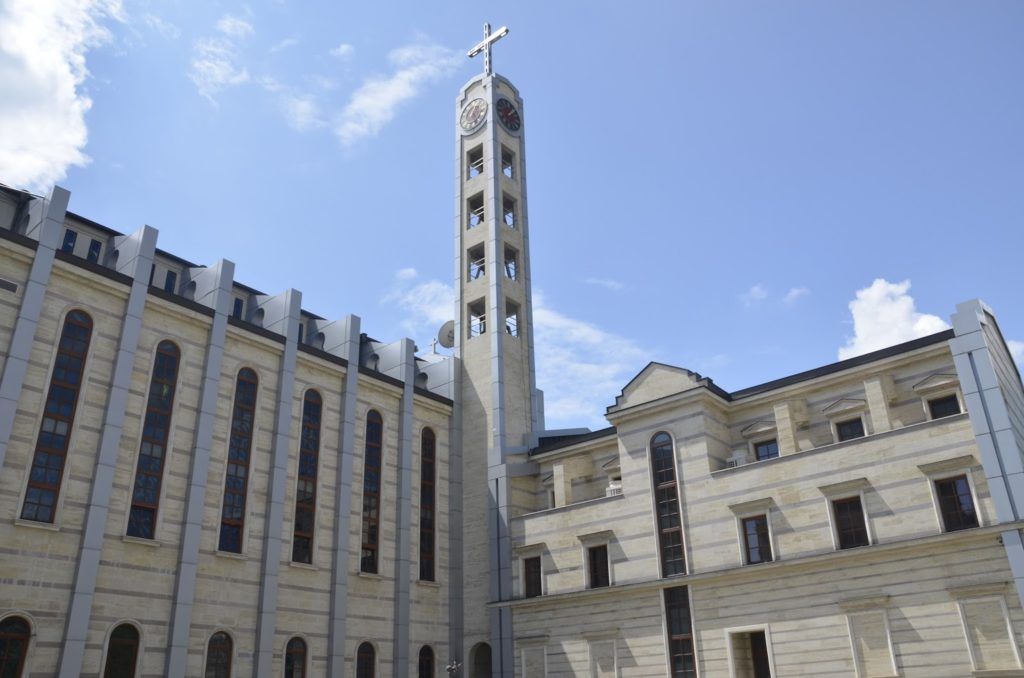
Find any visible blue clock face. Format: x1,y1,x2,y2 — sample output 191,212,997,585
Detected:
496,98,521,132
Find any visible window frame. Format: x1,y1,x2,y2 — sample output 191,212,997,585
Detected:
86,238,102,264
724,624,776,678
649,431,687,578
955,594,1023,672
283,635,309,678
661,586,697,678
0,612,34,678
100,621,143,678
739,514,774,565
523,554,543,598
843,607,897,678
203,630,234,678
291,389,323,565
931,472,982,533
216,367,259,555
355,641,377,678
586,543,611,589
832,415,867,443
750,437,779,462
360,410,384,574
418,426,437,582
417,645,435,678
831,495,872,550
924,389,964,421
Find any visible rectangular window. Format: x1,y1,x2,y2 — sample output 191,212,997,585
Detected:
360,410,383,573
292,391,322,564
835,417,865,442
588,544,610,588
935,475,979,531
467,145,484,179
501,146,515,179
833,496,870,549
742,515,773,564
847,610,896,677
664,587,696,677
86,238,102,263
754,439,779,461
467,193,484,229
232,297,244,320
164,270,177,293
419,429,436,581
61,229,78,253
928,394,961,419
524,556,542,598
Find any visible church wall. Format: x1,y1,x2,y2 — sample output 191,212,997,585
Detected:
0,239,32,369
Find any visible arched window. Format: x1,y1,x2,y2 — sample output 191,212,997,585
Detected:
650,432,686,577
360,411,383,573
128,341,181,539
103,623,140,678
21,310,93,523
418,645,434,678
470,642,491,678
292,390,322,564
284,637,306,678
419,428,436,581
219,368,258,553
205,631,232,678
0,616,31,677
356,642,375,678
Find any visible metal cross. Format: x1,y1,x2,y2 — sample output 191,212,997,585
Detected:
467,22,509,76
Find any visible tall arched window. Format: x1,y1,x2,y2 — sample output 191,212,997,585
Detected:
0,616,31,677
128,340,181,539
419,428,436,581
21,309,93,523
418,645,434,678
205,631,232,678
284,637,306,678
292,390,322,564
356,642,375,678
360,411,383,573
651,432,686,577
103,623,140,678
219,368,258,553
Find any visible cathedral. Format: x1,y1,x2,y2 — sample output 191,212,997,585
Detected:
1,24,1024,678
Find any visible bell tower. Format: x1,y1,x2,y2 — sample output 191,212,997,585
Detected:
454,24,540,678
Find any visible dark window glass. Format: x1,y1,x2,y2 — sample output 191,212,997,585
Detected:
418,646,434,678
419,428,436,581
754,439,779,461
664,587,696,678
285,637,306,678
103,623,139,678
588,544,609,588
218,369,257,553
205,632,232,678
833,496,870,549
523,556,542,598
87,239,102,264
750,631,772,678
650,432,686,577
928,394,961,419
21,310,92,523
232,298,244,320
361,411,383,573
936,475,979,532
61,230,77,253
835,417,865,442
127,340,181,539
0,616,31,678
164,270,177,293
292,390,322,564
743,515,773,564
356,642,375,678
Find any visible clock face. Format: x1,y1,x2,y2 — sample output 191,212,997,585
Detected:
460,98,488,132
496,98,521,132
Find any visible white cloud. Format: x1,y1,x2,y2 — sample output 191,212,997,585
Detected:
270,37,298,53
783,286,810,304
740,283,768,306
0,0,123,192
584,277,625,292
1008,340,1024,366
330,42,354,59
216,14,252,38
838,279,950,360
382,270,648,429
334,41,460,147
140,13,179,39
189,14,253,103
260,78,324,131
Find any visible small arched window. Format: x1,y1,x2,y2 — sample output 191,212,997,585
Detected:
21,310,93,523
418,645,434,678
103,623,140,678
284,637,306,678
356,642,375,678
360,411,383,573
128,340,181,539
292,390,322,564
419,428,436,581
650,432,686,577
0,616,31,677
205,631,232,678
219,368,258,553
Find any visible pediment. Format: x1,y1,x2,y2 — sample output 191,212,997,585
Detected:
741,420,778,439
610,362,703,412
913,373,960,394
821,398,867,416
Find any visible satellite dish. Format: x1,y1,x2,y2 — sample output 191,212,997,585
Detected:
438,320,455,349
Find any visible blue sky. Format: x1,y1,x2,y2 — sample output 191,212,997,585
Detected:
1,1,1021,429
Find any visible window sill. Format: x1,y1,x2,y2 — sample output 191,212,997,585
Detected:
288,560,317,571
122,535,161,548
355,570,386,580
13,517,60,532
214,549,248,561
415,579,441,588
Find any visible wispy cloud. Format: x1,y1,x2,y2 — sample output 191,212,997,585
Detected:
335,41,461,147
783,286,810,304
584,277,625,292
270,37,299,53
330,42,354,59
382,268,455,335
0,0,123,192
140,12,179,39
189,14,253,103
740,283,769,306
838,279,949,360
259,77,324,131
